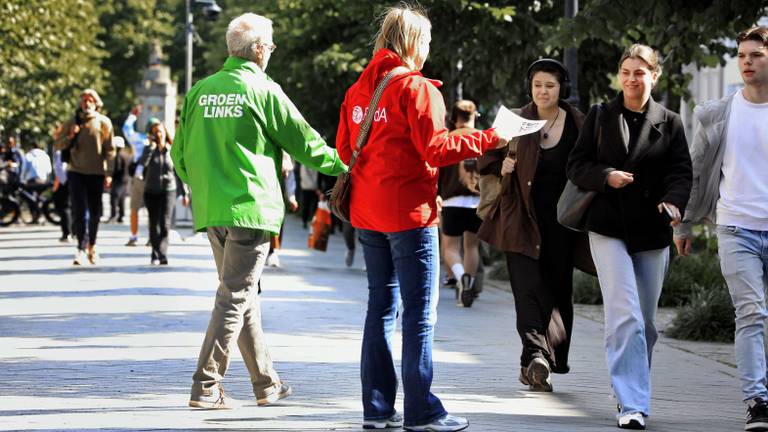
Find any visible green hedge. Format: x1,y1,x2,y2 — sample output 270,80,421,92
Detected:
666,284,734,342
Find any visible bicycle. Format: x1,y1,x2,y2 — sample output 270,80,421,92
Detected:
0,180,60,227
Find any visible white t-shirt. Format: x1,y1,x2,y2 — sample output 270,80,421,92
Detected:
717,90,768,230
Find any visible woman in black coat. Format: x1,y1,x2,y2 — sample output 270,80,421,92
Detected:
566,44,692,430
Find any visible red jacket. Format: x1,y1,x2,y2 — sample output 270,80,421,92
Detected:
336,49,499,232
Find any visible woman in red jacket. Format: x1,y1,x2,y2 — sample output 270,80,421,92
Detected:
336,5,504,432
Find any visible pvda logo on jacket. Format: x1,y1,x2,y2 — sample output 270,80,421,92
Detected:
351,105,388,125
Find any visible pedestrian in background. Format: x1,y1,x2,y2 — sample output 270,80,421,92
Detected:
108,136,131,223
438,100,484,307
299,163,319,229
123,105,152,246
336,5,506,431
566,44,692,430
22,142,52,187
136,122,184,265
2,136,24,185
54,89,115,265
51,146,71,242
172,12,347,410
478,58,588,393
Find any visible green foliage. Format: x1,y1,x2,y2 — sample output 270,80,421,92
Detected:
661,235,724,307
487,259,509,282
96,0,177,121
573,269,602,305
666,283,734,342
181,0,564,141
0,0,106,143
547,0,768,111
3,0,768,148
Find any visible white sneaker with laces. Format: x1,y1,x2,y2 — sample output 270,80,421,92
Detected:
617,411,646,430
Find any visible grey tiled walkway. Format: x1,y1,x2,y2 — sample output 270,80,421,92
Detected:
0,215,744,431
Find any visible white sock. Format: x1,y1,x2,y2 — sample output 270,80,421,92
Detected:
451,263,465,280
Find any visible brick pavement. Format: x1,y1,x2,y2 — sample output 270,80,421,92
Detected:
0,216,746,431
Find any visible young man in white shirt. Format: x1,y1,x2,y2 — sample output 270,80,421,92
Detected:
674,25,768,432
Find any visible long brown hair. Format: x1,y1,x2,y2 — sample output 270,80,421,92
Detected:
149,122,173,147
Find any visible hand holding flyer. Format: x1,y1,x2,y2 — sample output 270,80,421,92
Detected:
492,105,547,141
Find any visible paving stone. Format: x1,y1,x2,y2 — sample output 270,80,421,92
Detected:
0,216,745,431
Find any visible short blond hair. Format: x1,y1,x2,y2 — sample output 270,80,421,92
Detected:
226,13,273,61
373,4,431,70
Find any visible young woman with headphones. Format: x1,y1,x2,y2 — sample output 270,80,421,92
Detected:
478,58,592,393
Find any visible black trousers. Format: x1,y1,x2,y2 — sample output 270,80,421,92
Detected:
144,191,175,262
53,182,71,238
68,172,104,251
110,180,128,220
505,231,575,372
300,189,318,227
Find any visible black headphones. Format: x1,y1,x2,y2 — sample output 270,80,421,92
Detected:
525,58,571,100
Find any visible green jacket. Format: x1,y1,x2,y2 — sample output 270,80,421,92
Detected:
172,56,347,233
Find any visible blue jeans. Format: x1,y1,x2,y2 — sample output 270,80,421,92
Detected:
717,225,768,402
358,227,447,427
589,232,669,416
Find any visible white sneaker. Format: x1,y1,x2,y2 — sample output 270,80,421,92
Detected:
266,252,280,268
617,411,646,430
405,414,468,431
363,411,403,429
73,249,85,265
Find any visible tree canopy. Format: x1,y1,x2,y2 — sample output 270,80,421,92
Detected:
1,0,766,145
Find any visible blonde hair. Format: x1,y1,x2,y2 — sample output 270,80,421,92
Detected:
619,44,663,77
373,4,431,70
227,13,273,61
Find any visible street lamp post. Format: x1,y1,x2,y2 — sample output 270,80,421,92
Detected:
564,0,580,108
184,0,222,93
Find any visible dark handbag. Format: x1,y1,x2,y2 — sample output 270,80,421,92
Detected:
329,67,408,223
556,103,604,232
556,182,596,232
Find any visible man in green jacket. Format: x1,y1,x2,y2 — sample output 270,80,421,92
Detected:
173,12,347,410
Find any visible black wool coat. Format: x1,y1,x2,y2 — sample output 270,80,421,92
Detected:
566,94,692,254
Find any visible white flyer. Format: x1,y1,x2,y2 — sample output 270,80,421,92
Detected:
492,105,547,140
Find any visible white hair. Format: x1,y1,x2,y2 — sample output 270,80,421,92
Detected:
226,13,273,61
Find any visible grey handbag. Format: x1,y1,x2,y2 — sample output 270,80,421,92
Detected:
557,104,604,232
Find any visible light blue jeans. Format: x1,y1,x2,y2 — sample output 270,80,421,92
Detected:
716,225,768,403
589,232,669,416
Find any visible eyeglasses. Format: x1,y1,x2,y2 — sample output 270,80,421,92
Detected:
261,42,277,53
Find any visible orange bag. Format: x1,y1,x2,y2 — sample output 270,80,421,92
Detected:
307,201,332,252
